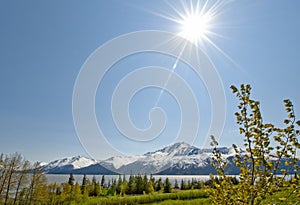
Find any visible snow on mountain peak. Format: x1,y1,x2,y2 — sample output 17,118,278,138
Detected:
43,143,244,175
44,156,97,170
103,155,145,169
144,142,196,156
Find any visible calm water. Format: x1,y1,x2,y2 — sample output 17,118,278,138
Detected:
46,174,213,186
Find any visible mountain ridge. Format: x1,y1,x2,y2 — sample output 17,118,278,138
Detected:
42,142,239,175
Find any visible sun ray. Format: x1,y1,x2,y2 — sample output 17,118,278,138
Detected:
151,0,240,108
151,0,239,66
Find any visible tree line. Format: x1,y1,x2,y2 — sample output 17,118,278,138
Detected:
0,154,215,205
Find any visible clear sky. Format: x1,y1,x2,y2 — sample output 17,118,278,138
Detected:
0,0,299,162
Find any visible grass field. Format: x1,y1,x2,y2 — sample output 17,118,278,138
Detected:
77,188,298,205
81,189,208,205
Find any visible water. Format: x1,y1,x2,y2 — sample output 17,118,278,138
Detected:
46,174,212,186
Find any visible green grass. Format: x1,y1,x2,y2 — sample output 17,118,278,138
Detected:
261,189,298,205
81,189,208,205
149,198,210,205
55,188,299,205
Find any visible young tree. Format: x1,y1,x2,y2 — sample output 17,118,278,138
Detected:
210,84,300,205
148,180,155,194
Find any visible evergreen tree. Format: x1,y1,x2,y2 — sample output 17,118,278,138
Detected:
120,180,127,196
72,183,82,202
150,174,155,184
163,178,172,193
89,176,98,196
143,174,149,194
94,182,101,196
136,174,143,194
174,179,179,189
127,174,136,194
155,178,163,192
101,175,105,188
68,174,75,186
81,174,87,194
116,175,122,194
180,179,186,190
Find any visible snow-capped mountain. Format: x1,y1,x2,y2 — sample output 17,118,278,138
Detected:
42,143,241,175
99,142,240,175
42,156,116,174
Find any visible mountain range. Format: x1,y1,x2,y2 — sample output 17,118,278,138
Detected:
42,142,242,175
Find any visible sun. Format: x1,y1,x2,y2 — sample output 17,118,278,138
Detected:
153,0,235,61
153,0,221,47
178,12,211,45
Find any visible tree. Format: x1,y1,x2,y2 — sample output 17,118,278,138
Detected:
180,179,186,190
72,183,82,202
143,174,149,194
94,182,101,196
89,176,101,196
116,175,122,194
13,159,30,205
68,173,75,186
26,162,47,204
209,84,300,205
136,174,143,194
163,178,172,193
148,180,155,194
81,174,87,194
127,174,136,194
4,153,22,204
101,175,105,188
155,178,163,192
174,179,179,189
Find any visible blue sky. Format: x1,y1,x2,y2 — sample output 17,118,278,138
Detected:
0,0,299,162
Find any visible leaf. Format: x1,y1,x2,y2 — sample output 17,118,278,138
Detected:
284,119,290,124
283,99,289,103
264,123,273,128
296,120,300,126
230,85,238,93
279,197,287,201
